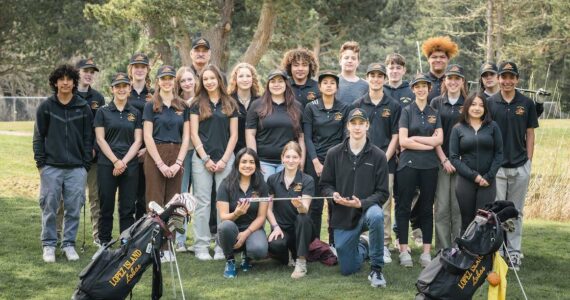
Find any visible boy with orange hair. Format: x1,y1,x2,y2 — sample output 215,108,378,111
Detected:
421,36,459,101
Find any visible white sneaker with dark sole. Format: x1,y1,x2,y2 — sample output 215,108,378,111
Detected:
43,246,56,263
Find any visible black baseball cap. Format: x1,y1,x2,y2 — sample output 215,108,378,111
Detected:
76,58,99,72
411,73,432,87
267,69,288,81
480,62,498,76
157,65,176,78
192,37,210,50
445,64,465,78
318,70,339,85
111,72,130,86
498,61,519,76
129,52,149,66
366,63,387,76
348,108,369,122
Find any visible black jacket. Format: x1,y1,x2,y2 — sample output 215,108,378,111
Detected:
320,138,389,230
33,95,93,170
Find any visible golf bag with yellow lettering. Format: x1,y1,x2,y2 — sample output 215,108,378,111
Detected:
72,194,196,300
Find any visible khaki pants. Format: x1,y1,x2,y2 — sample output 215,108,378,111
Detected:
434,168,461,250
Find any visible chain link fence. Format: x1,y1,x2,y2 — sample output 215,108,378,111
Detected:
0,97,46,121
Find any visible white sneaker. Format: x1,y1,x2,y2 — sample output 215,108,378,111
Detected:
187,244,195,253
175,243,188,253
43,246,56,263
161,250,176,263
399,251,413,267
62,246,80,261
419,252,432,268
213,245,225,260
383,246,392,263
195,249,213,261
329,245,338,257
291,259,307,279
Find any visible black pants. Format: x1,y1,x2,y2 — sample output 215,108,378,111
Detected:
268,214,315,263
304,158,324,240
134,162,146,220
396,166,438,245
456,175,496,233
97,163,138,244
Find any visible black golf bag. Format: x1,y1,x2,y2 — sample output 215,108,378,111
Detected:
72,194,196,300
415,201,518,300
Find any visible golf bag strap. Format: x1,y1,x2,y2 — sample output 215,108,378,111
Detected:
152,245,162,300
152,215,174,240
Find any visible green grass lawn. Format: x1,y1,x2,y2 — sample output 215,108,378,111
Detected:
1,121,569,299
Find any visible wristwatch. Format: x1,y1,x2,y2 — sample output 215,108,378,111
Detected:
201,154,211,164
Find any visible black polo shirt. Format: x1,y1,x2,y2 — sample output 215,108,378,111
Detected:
352,93,401,152
303,99,349,162
93,102,142,166
217,179,269,231
291,78,320,108
383,81,415,107
128,86,152,114
398,102,442,170
77,86,106,119
190,100,238,161
246,100,303,164
231,93,258,154
430,94,464,156
425,72,445,101
267,170,315,230
142,102,189,144
487,91,539,168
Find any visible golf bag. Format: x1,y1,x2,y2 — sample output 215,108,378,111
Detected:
415,201,518,300
72,194,196,300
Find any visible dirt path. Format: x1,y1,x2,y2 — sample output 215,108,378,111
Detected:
0,130,32,137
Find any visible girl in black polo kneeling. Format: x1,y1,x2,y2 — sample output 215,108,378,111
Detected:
216,148,269,278
266,141,315,279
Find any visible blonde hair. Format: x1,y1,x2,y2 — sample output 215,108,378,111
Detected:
127,62,151,90
227,62,261,97
175,66,196,99
281,141,303,158
339,41,361,60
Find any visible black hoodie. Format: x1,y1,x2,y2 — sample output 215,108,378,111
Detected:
33,94,93,170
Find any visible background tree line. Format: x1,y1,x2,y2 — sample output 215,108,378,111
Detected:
1,0,568,111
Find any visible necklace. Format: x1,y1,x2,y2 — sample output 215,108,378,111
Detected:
238,96,250,108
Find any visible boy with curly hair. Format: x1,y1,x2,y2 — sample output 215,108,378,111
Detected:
281,48,320,108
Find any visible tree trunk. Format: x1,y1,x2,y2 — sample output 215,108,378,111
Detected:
173,17,193,67
495,0,504,62
202,0,234,71
485,0,495,62
240,0,277,66
147,22,173,66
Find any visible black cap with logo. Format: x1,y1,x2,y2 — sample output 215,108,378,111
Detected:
498,61,519,76
267,69,288,81
318,70,340,85
348,108,369,122
366,63,387,76
445,64,465,78
76,58,99,72
129,52,149,66
411,73,432,87
479,62,498,76
157,65,176,78
111,72,130,86
192,38,211,50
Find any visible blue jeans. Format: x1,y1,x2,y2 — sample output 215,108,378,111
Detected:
260,161,284,182
176,150,194,245
39,166,87,247
334,204,384,275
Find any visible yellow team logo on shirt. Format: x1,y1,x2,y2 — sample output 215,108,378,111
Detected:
382,108,391,118
175,110,183,116
427,115,437,124
293,183,303,192
334,112,343,121
401,97,412,104
145,94,153,102
307,91,316,101
127,113,136,122
459,105,464,113
91,102,99,110
515,106,526,116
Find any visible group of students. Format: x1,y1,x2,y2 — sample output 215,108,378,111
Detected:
33,35,540,288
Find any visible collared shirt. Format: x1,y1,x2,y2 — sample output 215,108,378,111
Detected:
77,86,106,120
291,78,320,108
430,94,465,156
267,170,315,230
190,100,238,161
383,81,415,107
337,76,369,105
487,91,539,168
232,93,258,154
303,98,349,162
128,85,152,114
352,93,401,152
217,179,269,231
425,71,445,101
93,102,142,166
398,102,442,170
142,102,189,144
246,100,303,164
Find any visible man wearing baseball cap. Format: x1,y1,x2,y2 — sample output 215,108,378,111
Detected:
320,107,389,287
191,37,211,76
487,61,539,271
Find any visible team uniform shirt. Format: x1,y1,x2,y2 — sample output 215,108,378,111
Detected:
232,93,258,154
190,100,238,161
449,121,503,182
352,93,401,173
425,72,445,101
487,91,539,168
217,179,269,231
430,94,465,156
77,87,105,161
93,102,142,167
291,78,320,108
320,138,389,230
398,102,442,171
303,99,349,162
128,85,152,114
246,100,303,164
383,81,415,107
336,76,369,105
142,102,189,144
267,170,315,231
